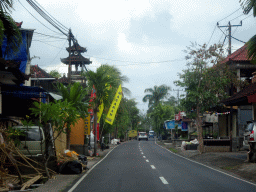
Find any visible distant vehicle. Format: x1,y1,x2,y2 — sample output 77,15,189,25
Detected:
149,131,154,138
138,132,148,141
128,130,137,140
244,121,256,151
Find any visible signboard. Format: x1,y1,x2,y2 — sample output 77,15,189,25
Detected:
178,122,182,129
84,116,90,135
175,114,180,121
166,120,175,129
181,122,188,131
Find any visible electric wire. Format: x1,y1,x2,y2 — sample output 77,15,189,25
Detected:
33,40,66,49
230,13,244,22
48,41,67,66
206,25,217,47
18,0,63,35
34,32,67,40
26,0,68,35
26,0,68,33
218,7,242,22
33,0,69,30
26,0,68,36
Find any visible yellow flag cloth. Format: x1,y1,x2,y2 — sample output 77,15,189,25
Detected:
97,102,104,123
105,85,122,125
84,116,90,135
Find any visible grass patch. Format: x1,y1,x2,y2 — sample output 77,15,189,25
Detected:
169,147,178,153
221,166,235,170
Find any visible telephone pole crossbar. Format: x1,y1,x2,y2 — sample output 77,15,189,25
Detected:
217,21,242,55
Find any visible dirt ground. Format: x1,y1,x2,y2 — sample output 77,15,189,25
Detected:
158,141,256,183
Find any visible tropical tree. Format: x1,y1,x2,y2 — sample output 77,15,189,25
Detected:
240,0,256,61
57,82,88,149
142,84,171,110
84,65,120,156
49,70,61,79
0,0,22,57
175,43,239,153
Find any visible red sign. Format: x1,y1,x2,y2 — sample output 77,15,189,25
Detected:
175,114,180,121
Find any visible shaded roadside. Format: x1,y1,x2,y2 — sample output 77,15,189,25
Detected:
157,140,256,183
32,143,121,192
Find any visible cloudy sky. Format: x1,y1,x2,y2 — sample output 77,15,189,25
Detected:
12,0,256,114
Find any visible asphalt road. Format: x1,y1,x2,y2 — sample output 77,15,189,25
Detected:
68,138,256,192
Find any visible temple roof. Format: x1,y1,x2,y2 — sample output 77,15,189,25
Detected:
61,55,91,65
66,43,87,53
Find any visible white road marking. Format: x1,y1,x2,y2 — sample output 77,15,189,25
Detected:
67,146,118,192
143,156,146,158
141,152,144,154
159,177,168,184
146,159,149,162
151,165,156,169
154,140,256,187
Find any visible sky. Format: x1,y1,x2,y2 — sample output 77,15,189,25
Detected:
11,0,256,114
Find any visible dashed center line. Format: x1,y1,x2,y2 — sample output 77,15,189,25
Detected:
141,152,144,154
151,165,156,169
146,159,149,162
159,177,168,184
143,156,146,158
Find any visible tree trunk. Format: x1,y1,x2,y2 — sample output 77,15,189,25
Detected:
66,124,71,149
196,105,204,154
93,108,98,156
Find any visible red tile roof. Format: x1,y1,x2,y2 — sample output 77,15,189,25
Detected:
16,22,23,28
30,65,55,78
221,82,256,105
221,44,251,64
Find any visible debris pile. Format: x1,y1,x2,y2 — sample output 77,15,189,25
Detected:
0,130,55,191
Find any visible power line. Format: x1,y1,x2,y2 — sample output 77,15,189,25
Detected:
33,40,66,49
26,0,68,36
206,25,217,47
33,0,69,30
88,57,185,65
230,13,244,22
218,7,242,22
18,0,63,35
48,41,67,66
34,32,67,39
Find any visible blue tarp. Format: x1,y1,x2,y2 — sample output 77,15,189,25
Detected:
2,30,28,73
1,84,47,102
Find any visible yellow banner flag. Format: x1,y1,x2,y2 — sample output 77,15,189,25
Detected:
105,84,122,125
97,102,104,123
84,116,91,135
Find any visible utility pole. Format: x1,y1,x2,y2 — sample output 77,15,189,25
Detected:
217,21,242,152
68,29,72,84
173,89,183,105
217,21,242,55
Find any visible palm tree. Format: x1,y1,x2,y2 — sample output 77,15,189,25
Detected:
57,82,88,149
142,85,171,109
84,65,120,156
240,0,256,60
0,0,22,57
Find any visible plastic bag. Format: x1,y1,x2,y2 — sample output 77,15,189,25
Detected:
190,138,199,144
181,141,186,151
59,160,82,174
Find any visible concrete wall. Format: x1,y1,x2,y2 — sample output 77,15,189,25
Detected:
54,131,66,159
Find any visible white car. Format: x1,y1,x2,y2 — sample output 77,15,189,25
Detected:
138,132,148,141
244,121,256,151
